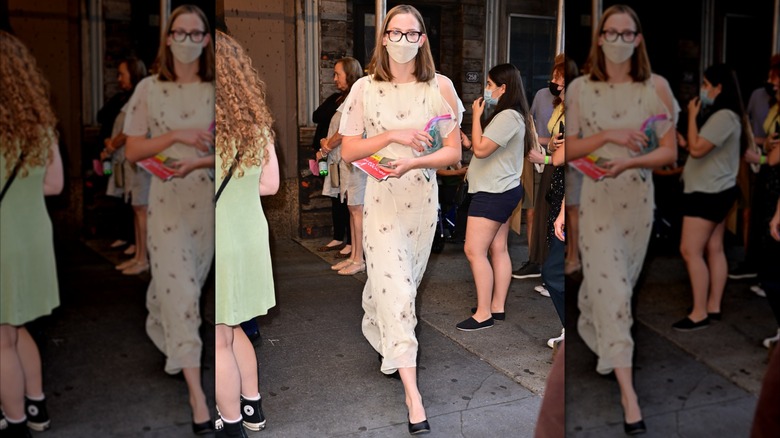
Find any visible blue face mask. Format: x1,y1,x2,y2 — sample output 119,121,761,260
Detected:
699,88,715,107
483,88,499,106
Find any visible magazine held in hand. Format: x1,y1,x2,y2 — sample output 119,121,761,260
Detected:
353,114,455,181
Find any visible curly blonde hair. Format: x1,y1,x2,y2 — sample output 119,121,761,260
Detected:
0,31,58,176
215,30,274,178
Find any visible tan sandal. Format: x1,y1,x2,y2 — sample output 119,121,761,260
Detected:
122,262,149,275
116,259,137,270
331,259,352,271
338,261,366,276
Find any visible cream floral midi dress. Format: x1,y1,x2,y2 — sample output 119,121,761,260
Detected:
568,76,671,374
340,74,456,374
124,75,215,374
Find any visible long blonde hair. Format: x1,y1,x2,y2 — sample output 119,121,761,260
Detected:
0,30,58,176
215,30,274,178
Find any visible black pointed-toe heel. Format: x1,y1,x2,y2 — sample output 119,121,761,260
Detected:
192,419,215,435
624,419,646,435
408,418,430,435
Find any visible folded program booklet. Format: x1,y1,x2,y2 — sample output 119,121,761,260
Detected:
137,154,178,181
352,154,395,181
568,154,610,181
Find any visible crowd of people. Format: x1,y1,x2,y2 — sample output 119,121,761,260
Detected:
3,2,780,438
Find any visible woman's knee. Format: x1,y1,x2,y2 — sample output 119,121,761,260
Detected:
215,324,234,350
0,324,19,350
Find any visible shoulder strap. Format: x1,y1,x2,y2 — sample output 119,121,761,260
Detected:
0,152,26,204
214,150,241,204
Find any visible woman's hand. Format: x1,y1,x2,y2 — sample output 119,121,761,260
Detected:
770,203,780,241
602,157,632,178
472,97,486,119
319,137,332,154
460,131,472,149
168,158,199,178
528,148,546,164
383,157,415,178
744,148,762,164
554,205,565,242
174,129,213,153
392,129,432,153
549,134,564,152
607,129,647,153
687,96,702,119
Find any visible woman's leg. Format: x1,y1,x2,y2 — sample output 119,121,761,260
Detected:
615,367,642,423
398,367,426,424
464,216,503,321
349,205,364,264
565,205,580,267
232,327,259,398
183,367,210,424
134,205,149,265
16,327,43,398
0,325,25,420
488,221,512,313
215,324,241,421
705,220,727,313
680,216,718,322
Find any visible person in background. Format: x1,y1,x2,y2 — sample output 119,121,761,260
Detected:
459,62,533,332
1,30,64,438
339,5,462,434
512,72,554,281
106,56,151,276
313,60,351,258
214,30,279,438
321,57,367,276
124,5,216,433
567,5,677,434
673,64,747,332
741,55,780,299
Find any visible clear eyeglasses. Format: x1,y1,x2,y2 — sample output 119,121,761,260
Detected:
601,29,638,43
169,29,207,43
385,30,423,43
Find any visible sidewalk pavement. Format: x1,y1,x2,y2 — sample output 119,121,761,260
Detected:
34,230,555,437
565,247,770,437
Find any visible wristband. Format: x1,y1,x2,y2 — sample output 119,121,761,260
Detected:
760,155,767,165
544,155,551,165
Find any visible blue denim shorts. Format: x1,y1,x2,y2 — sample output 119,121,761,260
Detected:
467,184,524,223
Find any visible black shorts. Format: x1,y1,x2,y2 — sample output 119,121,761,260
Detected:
681,186,738,223
468,185,524,223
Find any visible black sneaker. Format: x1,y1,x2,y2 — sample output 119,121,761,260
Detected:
512,261,541,279
216,418,248,438
672,316,710,331
728,263,757,280
456,316,494,331
24,396,50,431
3,420,32,438
240,395,266,431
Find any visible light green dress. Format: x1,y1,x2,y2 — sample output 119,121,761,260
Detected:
0,148,60,325
215,145,276,325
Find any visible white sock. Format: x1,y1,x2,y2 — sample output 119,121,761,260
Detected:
6,415,27,424
221,415,242,424
241,393,260,401
25,394,45,401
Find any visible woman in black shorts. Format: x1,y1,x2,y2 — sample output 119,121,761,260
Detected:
674,64,749,331
457,63,535,331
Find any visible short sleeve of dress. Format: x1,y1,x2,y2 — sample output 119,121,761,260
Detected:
566,77,583,139
433,74,458,139
123,76,153,137
339,76,368,136
700,110,740,148
483,110,522,148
